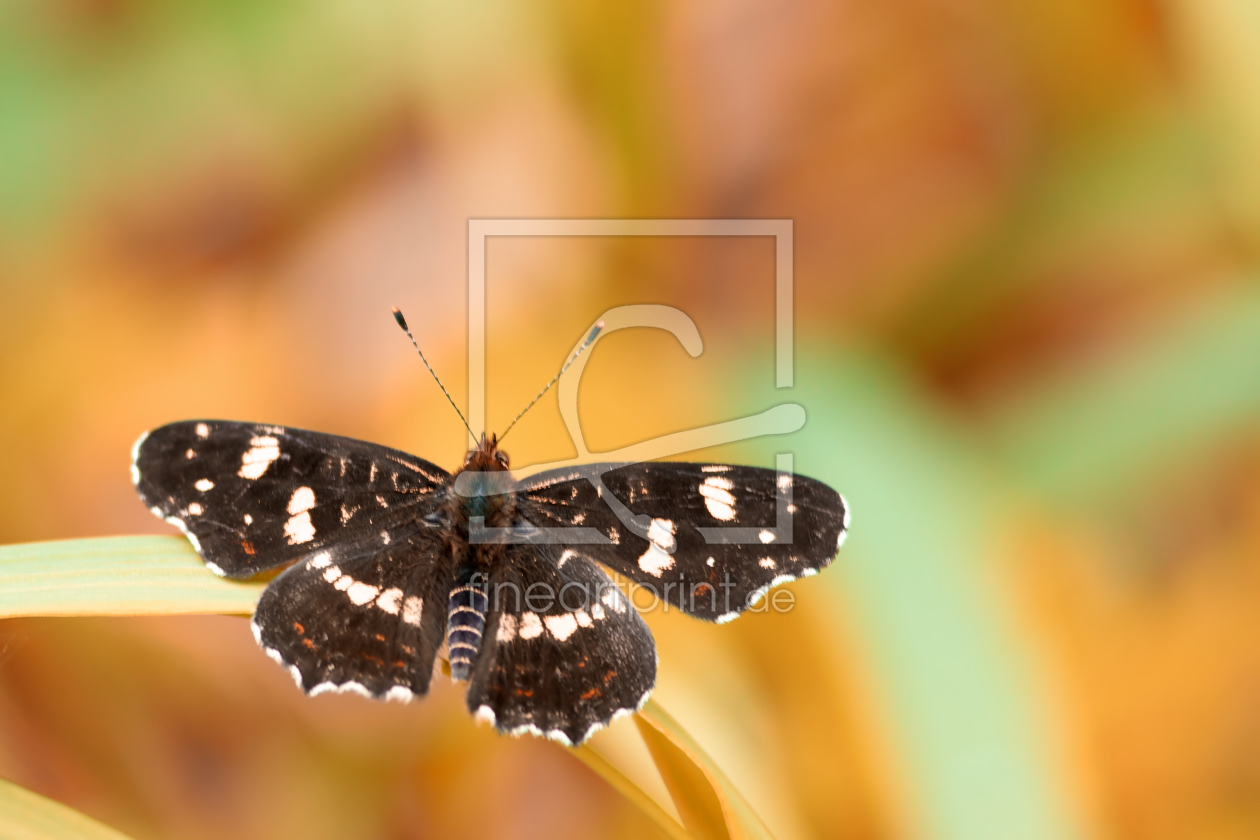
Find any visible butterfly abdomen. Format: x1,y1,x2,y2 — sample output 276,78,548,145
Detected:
447,568,488,681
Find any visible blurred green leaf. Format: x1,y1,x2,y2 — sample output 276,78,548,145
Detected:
0,535,263,617
0,776,133,840
989,280,1260,510
730,350,1089,840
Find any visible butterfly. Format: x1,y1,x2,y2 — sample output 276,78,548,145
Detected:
131,312,849,746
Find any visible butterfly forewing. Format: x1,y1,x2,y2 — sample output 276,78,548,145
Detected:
467,543,656,745
251,521,452,700
133,421,450,577
518,461,848,622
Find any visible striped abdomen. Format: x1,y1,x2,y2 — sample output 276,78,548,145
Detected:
447,569,488,681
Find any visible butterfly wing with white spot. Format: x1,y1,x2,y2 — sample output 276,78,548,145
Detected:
517,462,848,622
251,521,452,700
133,421,450,577
466,544,656,745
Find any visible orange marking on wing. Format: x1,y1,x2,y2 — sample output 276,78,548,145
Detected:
580,687,601,700
513,688,534,697
302,639,316,649
602,670,616,684
374,633,385,642
293,622,305,634
241,540,256,555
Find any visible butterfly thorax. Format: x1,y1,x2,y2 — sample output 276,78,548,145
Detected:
443,433,514,680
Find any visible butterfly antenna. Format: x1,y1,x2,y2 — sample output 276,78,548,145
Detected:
499,319,604,442
392,307,476,441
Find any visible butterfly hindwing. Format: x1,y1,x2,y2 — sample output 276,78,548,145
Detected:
251,520,452,700
467,543,656,745
132,420,451,577
518,461,848,622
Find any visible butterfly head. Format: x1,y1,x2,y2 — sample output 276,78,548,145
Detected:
463,432,511,473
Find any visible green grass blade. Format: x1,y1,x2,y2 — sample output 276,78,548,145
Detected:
0,536,264,618
0,777,134,840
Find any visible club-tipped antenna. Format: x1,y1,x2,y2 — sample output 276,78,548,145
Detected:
392,306,476,441
498,320,604,442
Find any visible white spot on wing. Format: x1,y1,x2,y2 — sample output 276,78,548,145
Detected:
376,587,402,614
706,557,716,567
759,557,776,569
129,431,148,485
284,511,315,544
186,502,203,516
308,552,332,569
637,518,677,577
638,545,673,576
384,686,413,703
591,603,606,620
647,518,676,550
544,613,578,641
323,565,341,582
574,609,592,628
601,588,627,614
701,464,731,473
759,529,776,544
194,478,214,492
239,436,280,480
496,613,518,641
165,515,201,553
287,486,315,515
700,477,736,521
518,612,544,640
347,581,380,606
333,575,353,592
557,549,577,569
475,705,497,726
778,474,792,491
205,561,226,577
243,514,252,525
402,596,423,626
195,423,209,438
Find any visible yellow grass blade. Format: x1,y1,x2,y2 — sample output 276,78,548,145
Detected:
635,698,775,840
0,777,134,840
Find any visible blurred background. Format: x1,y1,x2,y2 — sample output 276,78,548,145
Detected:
2,0,1260,838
